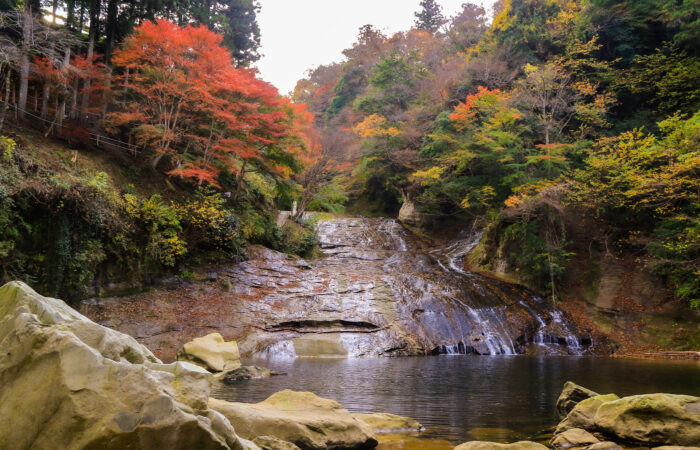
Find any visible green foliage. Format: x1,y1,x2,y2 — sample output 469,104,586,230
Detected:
0,136,15,162
177,187,245,256
307,179,348,215
327,67,366,118
123,193,186,267
501,218,573,299
355,53,417,115
414,0,445,33
621,44,700,117
274,220,318,257
572,112,700,307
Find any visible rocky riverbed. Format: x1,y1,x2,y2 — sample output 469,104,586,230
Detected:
83,217,592,361
2,279,698,449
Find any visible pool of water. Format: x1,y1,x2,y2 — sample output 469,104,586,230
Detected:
211,356,700,446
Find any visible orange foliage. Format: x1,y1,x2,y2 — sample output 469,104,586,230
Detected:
109,19,311,187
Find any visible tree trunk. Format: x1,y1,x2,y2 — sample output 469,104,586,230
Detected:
233,161,248,201
104,0,118,65
66,0,76,31
18,5,32,118
0,69,12,132
56,47,71,129
80,0,100,122
41,85,50,118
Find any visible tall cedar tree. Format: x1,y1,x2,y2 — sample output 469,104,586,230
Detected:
414,0,446,34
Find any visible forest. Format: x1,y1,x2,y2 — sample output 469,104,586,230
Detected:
292,0,700,308
0,0,697,311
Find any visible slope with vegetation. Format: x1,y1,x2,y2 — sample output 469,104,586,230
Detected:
0,0,318,304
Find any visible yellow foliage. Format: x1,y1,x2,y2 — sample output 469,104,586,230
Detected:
353,114,401,139
412,166,445,185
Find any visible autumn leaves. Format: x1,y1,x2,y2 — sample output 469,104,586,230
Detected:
105,19,312,191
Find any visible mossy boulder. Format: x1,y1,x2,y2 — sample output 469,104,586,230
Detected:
556,382,599,419
351,412,423,433
209,390,378,449
0,281,251,450
556,394,620,433
177,333,241,372
593,394,700,446
453,441,548,450
550,428,599,448
221,365,273,383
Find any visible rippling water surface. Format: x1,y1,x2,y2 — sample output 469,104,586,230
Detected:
212,356,700,446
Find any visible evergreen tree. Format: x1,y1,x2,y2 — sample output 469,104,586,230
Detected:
414,0,445,33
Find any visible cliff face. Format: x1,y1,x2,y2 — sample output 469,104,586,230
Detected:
83,217,591,362
466,212,700,354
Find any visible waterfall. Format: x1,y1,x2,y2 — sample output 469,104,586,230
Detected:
275,217,593,358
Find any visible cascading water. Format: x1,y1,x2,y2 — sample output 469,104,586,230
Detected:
216,216,592,359
313,218,590,357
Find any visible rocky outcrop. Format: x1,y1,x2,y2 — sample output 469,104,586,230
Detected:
551,383,700,448
556,381,599,419
453,441,548,450
209,390,378,449
397,199,424,227
221,365,273,383
0,281,253,450
177,333,241,372
351,412,423,433
86,218,590,361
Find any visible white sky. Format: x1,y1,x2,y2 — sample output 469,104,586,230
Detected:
256,0,497,95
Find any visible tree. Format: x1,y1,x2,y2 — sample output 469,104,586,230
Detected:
572,112,700,307
221,0,261,66
447,3,488,52
414,0,446,34
109,19,309,189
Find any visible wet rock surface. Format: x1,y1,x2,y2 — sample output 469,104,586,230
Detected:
351,412,424,433
221,365,275,383
85,217,590,360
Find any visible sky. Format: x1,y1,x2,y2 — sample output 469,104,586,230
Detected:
255,0,497,95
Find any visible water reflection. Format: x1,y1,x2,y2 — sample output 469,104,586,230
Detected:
211,356,700,444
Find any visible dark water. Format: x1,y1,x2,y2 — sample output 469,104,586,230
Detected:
212,356,700,445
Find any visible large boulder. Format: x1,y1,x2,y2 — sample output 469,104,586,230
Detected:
556,382,599,419
397,199,424,227
453,441,548,450
177,333,241,372
593,394,700,447
0,281,252,450
556,394,620,433
550,428,599,448
209,390,378,449
351,412,423,433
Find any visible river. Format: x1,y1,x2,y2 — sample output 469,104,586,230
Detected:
212,355,700,447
